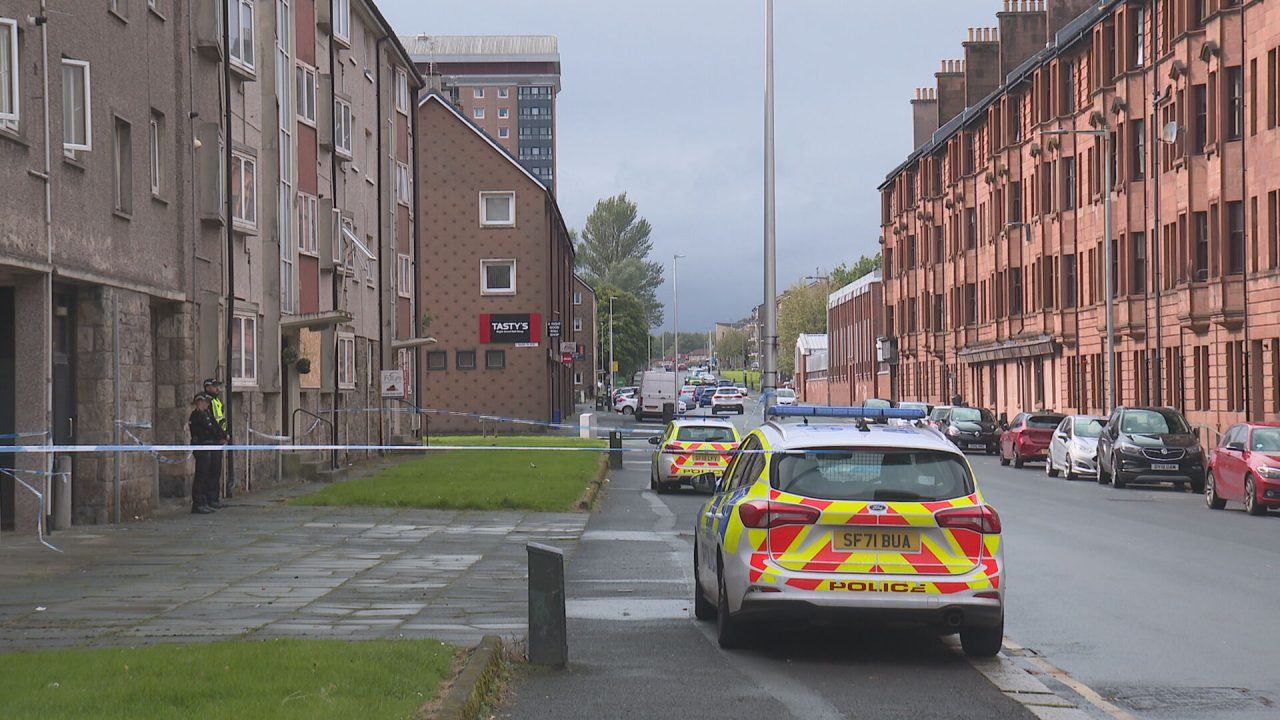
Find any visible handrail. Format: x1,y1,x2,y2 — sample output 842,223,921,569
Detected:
292,408,337,469
386,397,428,446
1194,424,1222,447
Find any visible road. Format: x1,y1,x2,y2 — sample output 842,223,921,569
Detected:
505,396,1280,719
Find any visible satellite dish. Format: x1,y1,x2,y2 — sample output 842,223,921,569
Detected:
1161,121,1181,144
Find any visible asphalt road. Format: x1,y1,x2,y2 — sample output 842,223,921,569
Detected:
505,397,1280,719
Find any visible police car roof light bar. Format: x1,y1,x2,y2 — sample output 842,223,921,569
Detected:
765,405,927,421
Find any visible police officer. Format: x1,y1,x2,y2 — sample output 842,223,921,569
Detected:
188,393,222,514
203,378,229,500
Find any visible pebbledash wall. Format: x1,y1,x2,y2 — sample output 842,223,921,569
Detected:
880,0,1280,438
415,91,577,432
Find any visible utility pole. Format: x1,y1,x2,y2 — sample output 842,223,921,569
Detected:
672,254,686,365
761,0,779,396
608,295,616,391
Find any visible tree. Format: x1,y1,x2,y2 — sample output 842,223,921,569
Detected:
715,328,748,367
595,284,649,382
576,194,666,326
776,280,831,377
830,252,882,288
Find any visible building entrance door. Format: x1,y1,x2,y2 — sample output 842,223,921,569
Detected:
1,287,15,531
52,292,76,446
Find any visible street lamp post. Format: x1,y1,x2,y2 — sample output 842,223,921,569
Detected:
1043,128,1116,413
761,0,779,396
608,295,617,391
673,254,686,366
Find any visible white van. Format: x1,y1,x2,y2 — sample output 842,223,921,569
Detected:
637,370,678,422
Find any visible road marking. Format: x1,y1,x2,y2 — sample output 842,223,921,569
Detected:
692,623,846,720
954,637,1092,719
995,639,1139,720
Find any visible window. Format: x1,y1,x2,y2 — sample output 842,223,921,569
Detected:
396,161,411,205
456,350,477,370
336,335,356,388
1063,253,1078,308
297,192,318,255
1227,201,1246,274
395,68,409,114
0,18,18,126
485,350,506,370
1226,66,1244,141
62,59,91,151
480,259,516,295
574,371,583,385
498,87,509,99
1132,5,1145,68
498,107,509,119
1192,84,1208,154
231,152,256,228
397,253,412,298
573,291,583,305
1194,211,1210,280
295,64,316,125
473,87,485,99
148,111,162,197
333,0,350,43
1062,156,1076,210
334,216,354,264
228,0,255,71
1131,119,1145,181
573,316,582,332
112,117,132,214
334,98,353,157
231,314,257,385
426,350,447,371
1130,232,1146,292
473,106,485,120
396,348,414,395
479,191,515,226
110,0,128,19
498,127,509,139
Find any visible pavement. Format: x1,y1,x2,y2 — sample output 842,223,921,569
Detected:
0,482,586,651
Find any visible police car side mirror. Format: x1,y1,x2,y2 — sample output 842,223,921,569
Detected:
648,436,661,445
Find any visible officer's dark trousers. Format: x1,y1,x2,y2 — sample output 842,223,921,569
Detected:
193,449,220,506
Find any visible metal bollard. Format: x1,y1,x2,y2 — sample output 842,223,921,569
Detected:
527,542,567,668
52,456,72,532
608,431,623,469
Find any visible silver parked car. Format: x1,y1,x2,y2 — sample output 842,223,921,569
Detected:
1046,415,1105,480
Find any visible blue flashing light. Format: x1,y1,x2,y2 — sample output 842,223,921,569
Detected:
765,405,927,421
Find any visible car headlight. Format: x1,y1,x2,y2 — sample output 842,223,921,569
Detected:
1256,465,1280,479
947,426,960,436
1184,445,1203,457
1116,443,1144,456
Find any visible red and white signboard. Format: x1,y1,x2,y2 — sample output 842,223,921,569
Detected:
380,369,406,398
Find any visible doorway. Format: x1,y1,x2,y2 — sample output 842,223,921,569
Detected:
1,287,14,530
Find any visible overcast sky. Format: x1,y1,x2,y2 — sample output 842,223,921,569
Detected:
383,1,998,332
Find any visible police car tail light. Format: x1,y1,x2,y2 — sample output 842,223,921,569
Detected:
738,500,821,529
934,505,1001,534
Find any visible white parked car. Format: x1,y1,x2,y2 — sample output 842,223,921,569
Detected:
773,388,798,406
679,385,698,408
710,387,746,415
614,394,639,415
1045,414,1105,480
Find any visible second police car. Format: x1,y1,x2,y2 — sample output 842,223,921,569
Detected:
649,418,742,493
692,405,1005,657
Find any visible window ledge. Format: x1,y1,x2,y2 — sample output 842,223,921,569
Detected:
147,4,167,21
151,193,169,206
229,61,257,83
0,128,29,148
108,8,128,24
232,222,258,236
112,208,133,222
62,153,87,171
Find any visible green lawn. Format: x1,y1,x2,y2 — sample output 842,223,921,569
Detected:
293,435,607,511
722,369,761,390
0,638,454,720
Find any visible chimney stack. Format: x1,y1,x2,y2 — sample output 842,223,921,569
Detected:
935,59,966,127
997,0,1049,78
911,87,939,148
963,27,1001,107
1047,0,1096,37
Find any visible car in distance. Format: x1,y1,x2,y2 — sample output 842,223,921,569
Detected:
648,419,742,493
697,386,717,408
711,387,746,415
1045,415,1104,480
898,401,933,416
638,370,680,422
1206,422,1280,515
942,407,999,455
998,412,1066,468
614,393,639,415
925,405,953,431
773,388,798,406
680,385,698,408
692,405,1005,656
1097,407,1205,491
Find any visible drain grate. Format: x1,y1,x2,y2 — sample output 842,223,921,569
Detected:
1102,686,1273,713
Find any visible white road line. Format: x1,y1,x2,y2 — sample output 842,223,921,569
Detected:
964,638,1136,720
692,623,846,720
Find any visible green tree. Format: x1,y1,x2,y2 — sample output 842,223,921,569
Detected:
830,252,882,288
715,328,748,367
595,284,649,382
576,194,666,326
777,280,831,377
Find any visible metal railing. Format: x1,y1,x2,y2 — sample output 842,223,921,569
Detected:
291,408,336,469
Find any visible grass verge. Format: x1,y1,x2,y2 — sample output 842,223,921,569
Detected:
292,435,607,512
0,638,454,720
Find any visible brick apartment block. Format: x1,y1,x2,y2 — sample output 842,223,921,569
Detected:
880,0,1280,439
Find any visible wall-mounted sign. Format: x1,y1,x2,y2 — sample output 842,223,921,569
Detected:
561,352,575,366
380,369,406,398
559,341,577,354
479,313,542,344
547,320,562,339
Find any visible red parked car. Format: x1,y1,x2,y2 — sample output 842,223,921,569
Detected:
1206,422,1280,515
999,412,1066,468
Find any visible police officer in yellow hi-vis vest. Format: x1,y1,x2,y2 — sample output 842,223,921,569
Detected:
203,378,229,504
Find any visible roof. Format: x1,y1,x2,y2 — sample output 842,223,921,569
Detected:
828,269,882,308
670,417,737,428
760,421,961,455
795,334,828,353
355,1,424,85
418,90,547,192
400,35,560,64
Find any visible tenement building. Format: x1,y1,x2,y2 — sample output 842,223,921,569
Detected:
826,270,888,406
572,275,598,402
0,0,420,537
415,91,578,432
880,0,1280,436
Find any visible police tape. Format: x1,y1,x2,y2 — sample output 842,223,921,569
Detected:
0,467,65,552
0,430,49,439
321,405,663,436
0,442,821,457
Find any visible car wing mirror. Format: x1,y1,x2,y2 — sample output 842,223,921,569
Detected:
1225,441,1245,451
647,436,661,445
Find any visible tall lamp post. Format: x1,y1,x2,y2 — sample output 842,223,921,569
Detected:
761,0,779,396
1043,128,1115,412
608,295,617,391
672,254,686,366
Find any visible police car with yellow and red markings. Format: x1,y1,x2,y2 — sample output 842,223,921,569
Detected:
692,405,1005,656
649,419,742,494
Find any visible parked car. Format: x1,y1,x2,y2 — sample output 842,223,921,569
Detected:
926,405,953,431
611,386,637,405
717,379,735,387
711,387,746,415
613,394,639,415
638,371,680,422
1045,415,1104,480
941,407,999,454
998,412,1066,468
697,386,717,408
773,388,798,406
898,401,933,416
1097,406,1205,491
647,418,741,493
1206,422,1280,515
679,385,698,408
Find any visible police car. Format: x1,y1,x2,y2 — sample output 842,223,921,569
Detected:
692,405,1005,657
649,418,742,493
